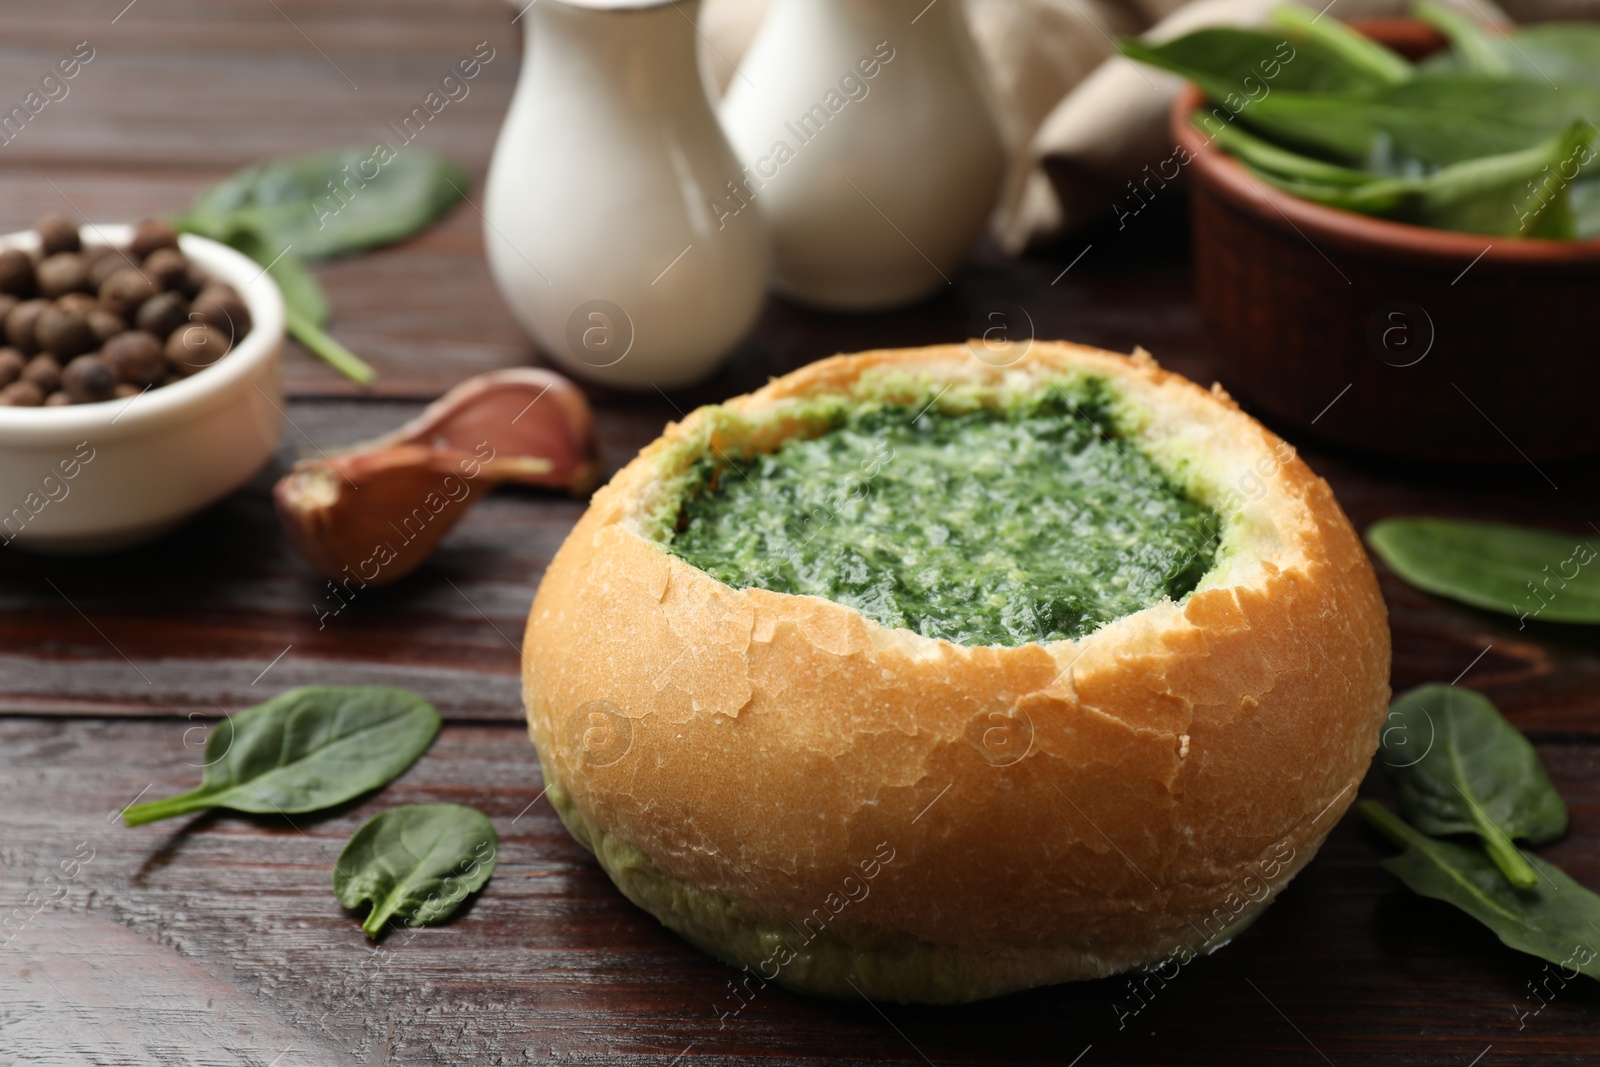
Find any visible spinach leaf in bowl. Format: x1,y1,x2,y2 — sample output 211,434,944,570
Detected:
1213,118,1591,236
1122,26,1396,106
1241,77,1600,169
1126,5,1600,238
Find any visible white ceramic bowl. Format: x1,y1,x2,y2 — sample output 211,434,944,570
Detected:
0,225,285,552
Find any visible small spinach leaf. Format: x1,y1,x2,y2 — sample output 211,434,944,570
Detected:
1367,518,1600,624
334,804,498,937
179,146,467,262
1382,684,1567,889
1361,801,1600,980
123,687,441,826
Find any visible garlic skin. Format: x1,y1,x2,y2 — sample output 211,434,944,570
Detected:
274,368,600,586
276,445,525,587
366,368,601,495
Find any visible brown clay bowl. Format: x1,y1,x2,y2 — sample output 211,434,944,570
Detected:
1174,20,1600,467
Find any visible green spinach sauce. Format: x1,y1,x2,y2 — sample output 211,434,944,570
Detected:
666,382,1221,647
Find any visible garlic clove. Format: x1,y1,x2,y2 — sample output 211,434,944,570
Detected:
274,444,530,587
364,369,602,496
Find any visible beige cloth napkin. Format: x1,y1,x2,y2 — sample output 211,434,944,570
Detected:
702,0,1542,250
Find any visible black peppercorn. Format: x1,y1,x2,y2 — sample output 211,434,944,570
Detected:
36,215,82,257
35,305,96,360
61,354,117,404
13,226,247,409
86,307,126,344
5,299,48,354
85,247,125,290
22,354,61,394
103,330,166,386
191,285,251,338
134,291,188,339
0,249,36,298
129,219,180,258
0,347,23,386
99,268,159,316
143,247,189,292
166,323,230,374
0,380,43,406
56,292,98,315
36,253,91,299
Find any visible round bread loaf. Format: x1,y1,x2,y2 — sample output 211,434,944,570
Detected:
522,341,1390,1003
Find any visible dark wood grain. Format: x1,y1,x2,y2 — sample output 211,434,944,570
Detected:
5,719,1600,1067
4,1,1600,1064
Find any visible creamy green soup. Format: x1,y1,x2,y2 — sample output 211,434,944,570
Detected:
666,380,1220,647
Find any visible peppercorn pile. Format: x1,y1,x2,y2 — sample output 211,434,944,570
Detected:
0,216,251,407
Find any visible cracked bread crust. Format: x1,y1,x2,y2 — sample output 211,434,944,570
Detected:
521,341,1390,1002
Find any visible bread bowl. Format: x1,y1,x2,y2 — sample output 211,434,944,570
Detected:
522,341,1389,1003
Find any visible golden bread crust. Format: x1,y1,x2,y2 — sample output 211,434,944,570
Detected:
522,342,1390,1001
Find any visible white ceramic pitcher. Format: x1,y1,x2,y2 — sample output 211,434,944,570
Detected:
484,0,769,388
718,0,1004,311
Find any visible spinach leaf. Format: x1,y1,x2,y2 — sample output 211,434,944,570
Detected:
1367,518,1600,624
1236,167,1413,214
1382,684,1567,889
179,146,467,262
1124,10,1600,240
1407,120,1590,236
1121,27,1392,107
123,687,441,826
1415,1,1511,75
1202,118,1381,186
1226,92,1387,162
1361,801,1600,980
1237,121,1593,235
1423,17,1600,90
334,804,497,937
1377,77,1600,166
1270,6,1411,86
1243,77,1600,168
174,144,465,385
1511,25,1600,90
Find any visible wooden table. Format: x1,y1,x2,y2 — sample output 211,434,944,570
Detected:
4,3,1599,1064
